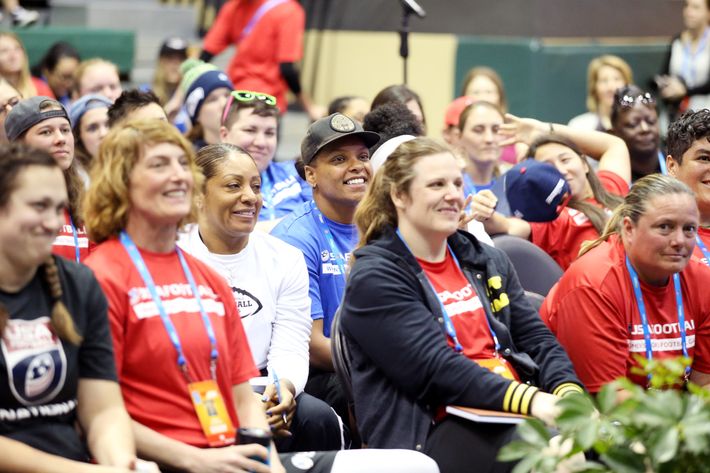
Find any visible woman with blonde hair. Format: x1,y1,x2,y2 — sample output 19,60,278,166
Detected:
568,55,633,131
72,58,122,103
542,174,710,394
0,143,157,472
0,32,53,100
340,136,583,473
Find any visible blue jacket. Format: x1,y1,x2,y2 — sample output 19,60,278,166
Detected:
340,227,583,450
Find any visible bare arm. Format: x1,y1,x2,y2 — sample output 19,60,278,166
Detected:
470,189,532,239
501,114,631,183
309,319,334,371
0,436,135,473
690,369,710,390
77,379,136,469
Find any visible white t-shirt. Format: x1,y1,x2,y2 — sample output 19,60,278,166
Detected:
178,225,312,395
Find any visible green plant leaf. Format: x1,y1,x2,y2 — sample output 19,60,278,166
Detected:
510,452,545,473
597,383,617,415
498,440,536,462
516,419,551,446
648,427,679,464
601,448,647,473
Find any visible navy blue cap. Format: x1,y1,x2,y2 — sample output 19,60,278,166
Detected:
504,159,571,222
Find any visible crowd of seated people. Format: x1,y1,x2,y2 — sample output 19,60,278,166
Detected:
2,6,710,472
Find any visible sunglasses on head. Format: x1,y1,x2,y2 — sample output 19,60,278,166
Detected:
617,91,656,108
221,90,278,125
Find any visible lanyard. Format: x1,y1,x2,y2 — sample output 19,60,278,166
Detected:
311,201,348,281
68,215,81,263
120,231,219,381
396,229,501,354
658,151,668,175
682,27,710,85
260,169,275,221
696,234,710,266
625,256,690,381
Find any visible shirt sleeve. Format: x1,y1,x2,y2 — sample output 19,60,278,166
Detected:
202,0,237,56
597,170,629,197
274,4,304,63
88,262,129,379
266,249,312,395
76,268,117,382
547,285,628,393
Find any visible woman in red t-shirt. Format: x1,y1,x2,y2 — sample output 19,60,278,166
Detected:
542,174,710,394
472,116,631,269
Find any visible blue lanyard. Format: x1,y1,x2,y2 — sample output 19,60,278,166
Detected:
260,169,275,221
120,231,219,381
625,256,690,382
682,27,710,85
658,151,668,175
396,229,501,354
696,234,710,266
68,215,81,263
311,201,348,281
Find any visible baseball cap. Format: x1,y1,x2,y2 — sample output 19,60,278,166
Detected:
159,37,188,58
301,113,380,164
444,96,475,127
5,96,70,142
504,159,571,222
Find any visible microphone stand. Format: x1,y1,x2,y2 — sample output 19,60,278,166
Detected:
399,8,413,85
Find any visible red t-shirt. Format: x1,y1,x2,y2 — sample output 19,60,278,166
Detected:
31,76,55,99
541,237,710,392
691,227,710,266
418,251,498,362
85,239,258,447
202,0,304,113
530,170,628,270
52,211,94,263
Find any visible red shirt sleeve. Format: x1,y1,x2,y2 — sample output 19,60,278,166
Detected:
202,0,238,55
597,170,629,197
547,285,629,393
274,3,304,63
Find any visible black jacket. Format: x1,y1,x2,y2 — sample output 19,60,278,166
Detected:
340,227,583,450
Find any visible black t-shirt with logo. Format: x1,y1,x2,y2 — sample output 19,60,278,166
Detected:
0,257,116,461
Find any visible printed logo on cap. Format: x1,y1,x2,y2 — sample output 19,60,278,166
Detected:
330,114,355,133
2,317,67,405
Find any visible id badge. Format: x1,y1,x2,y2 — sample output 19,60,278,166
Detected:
476,357,519,381
188,379,236,447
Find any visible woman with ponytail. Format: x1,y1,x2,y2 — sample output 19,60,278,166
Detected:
541,174,710,395
0,144,155,472
471,115,631,269
340,137,584,473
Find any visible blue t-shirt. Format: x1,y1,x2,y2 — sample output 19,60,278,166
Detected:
463,173,495,197
260,161,312,221
270,201,356,337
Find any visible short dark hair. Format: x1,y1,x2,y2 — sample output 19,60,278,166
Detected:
221,98,279,131
362,102,423,153
371,84,425,125
667,109,710,165
107,89,162,128
328,96,357,115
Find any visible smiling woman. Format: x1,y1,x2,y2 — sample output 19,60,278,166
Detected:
542,174,710,394
340,137,583,473
270,113,379,424
0,144,155,473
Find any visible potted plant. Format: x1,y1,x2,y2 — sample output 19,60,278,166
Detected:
498,357,710,473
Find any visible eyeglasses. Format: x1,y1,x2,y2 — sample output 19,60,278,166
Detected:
221,90,278,125
617,92,656,108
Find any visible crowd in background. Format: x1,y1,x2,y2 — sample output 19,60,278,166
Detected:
1,1,710,473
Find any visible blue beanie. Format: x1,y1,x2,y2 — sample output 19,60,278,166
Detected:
181,59,233,125
68,94,112,130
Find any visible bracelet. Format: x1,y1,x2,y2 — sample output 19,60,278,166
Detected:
549,123,555,133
